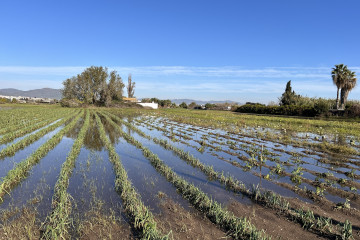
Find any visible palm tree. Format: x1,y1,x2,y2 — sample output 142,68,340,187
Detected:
332,64,348,109
340,70,357,109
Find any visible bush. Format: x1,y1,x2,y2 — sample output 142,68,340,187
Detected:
314,98,332,115
0,98,9,104
345,104,360,117
60,98,82,108
234,104,319,117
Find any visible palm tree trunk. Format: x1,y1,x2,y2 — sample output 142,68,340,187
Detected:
336,88,340,109
340,88,349,110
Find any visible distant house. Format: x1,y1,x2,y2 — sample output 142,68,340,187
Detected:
123,97,138,103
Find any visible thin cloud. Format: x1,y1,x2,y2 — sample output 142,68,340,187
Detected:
0,65,358,103
0,65,355,79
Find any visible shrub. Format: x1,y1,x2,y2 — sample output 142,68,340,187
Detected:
234,104,320,117
314,98,331,115
60,98,82,108
345,104,360,117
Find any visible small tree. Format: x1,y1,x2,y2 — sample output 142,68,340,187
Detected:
188,102,197,109
279,80,298,106
205,103,216,109
179,102,188,108
127,74,136,98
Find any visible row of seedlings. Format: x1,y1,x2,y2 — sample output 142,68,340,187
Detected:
0,110,43,136
42,110,91,239
101,111,269,240
0,109,72,145
0,110,84,202
138,117,358,209
94,112,168,240
0,107,57,135
0,110,79,159
106,111,353,239
142,116,359,165
137,118,360,206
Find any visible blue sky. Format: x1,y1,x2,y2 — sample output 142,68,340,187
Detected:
0,1,359,103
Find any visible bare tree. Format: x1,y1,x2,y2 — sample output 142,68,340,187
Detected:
127,74,136,98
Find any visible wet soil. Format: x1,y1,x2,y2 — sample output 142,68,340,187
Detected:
287,198,360,240
227,200,326,240
78,209,134,240
156,197,229,240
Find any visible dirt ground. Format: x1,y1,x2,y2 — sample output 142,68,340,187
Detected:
156,197,230,240
0,207,40,240
287,198,360,240
227,200,327,240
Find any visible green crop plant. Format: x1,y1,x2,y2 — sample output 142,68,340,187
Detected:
316,216,332,232
93,112,167,240
341,220,353,240
291,166,304,185
273,163,284,175
315,187,325,197
0,110,84,202
294,208,315,230
42,110,90,239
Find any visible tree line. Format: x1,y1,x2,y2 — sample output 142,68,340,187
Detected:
236,64,358,117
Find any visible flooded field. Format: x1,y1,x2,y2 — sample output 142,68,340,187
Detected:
0,106,359,239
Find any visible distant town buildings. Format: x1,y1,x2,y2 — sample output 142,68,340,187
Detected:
0,95,57,104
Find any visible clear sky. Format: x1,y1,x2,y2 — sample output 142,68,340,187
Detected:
0,0,359,103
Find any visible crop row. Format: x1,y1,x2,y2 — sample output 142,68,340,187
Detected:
144,115,359,158
107,111,351,239
0,110,84,202
95,112,167,239
136,118,360,203
0,109,74,145
0,110,80,159
42,110,90,239
102,111,269,240
0,107,53,134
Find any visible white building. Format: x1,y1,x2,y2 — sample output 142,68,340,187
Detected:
137,102,158,109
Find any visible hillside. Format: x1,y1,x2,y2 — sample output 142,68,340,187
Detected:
0,88,62,99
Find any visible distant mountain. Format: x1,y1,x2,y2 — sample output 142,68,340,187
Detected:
170,99,239,105
0,88,62,99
